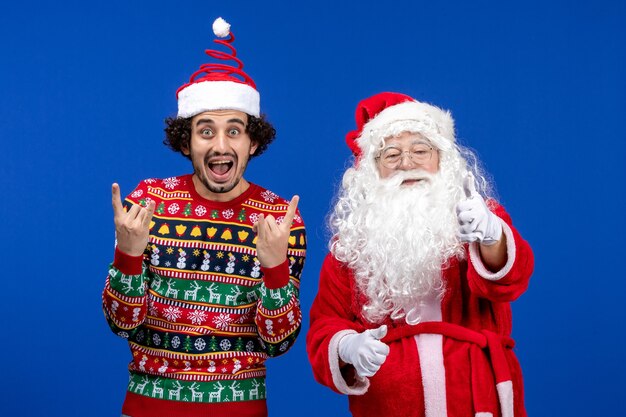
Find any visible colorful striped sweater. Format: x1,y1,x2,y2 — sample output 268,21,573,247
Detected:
102,174,306,417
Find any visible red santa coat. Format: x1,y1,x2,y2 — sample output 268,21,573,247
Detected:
306,204,534,417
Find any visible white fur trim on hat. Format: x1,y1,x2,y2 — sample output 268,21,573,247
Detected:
358,101,455,154
177,80,260,118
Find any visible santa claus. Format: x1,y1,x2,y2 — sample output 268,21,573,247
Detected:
307,92,534,417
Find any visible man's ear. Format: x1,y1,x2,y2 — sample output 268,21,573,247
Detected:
250,141,259,156
182,141,190,156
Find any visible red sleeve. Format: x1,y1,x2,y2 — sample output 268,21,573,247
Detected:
466,203,534,302
113,246,144,275
306,254,366,393
102,180,151,333
260,259,290,289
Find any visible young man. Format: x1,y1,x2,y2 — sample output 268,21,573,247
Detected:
103,18,306,417
307,92,533,417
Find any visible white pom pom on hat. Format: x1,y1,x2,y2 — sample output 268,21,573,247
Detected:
212,17,231,38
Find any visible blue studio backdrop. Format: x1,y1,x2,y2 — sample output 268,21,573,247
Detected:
1,1,624,416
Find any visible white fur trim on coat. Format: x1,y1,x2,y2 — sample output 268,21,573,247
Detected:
496,380,514,417
413,291,447,417
328,330,370,395
468,220,516,281
177,80,260,118
415,332,448,417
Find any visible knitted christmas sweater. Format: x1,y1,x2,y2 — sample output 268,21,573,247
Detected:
102,175,306,417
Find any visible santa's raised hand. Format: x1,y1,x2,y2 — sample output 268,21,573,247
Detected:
456,172,502,245
112,183,156,256
253,195,299,268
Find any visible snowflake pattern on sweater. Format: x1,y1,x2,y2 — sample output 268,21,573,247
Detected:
102,175,306,412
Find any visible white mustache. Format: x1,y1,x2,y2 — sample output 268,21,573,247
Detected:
381,170,436,188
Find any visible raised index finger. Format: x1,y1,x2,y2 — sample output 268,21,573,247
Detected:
282,195,299,229
111,183,125,216
462,172,478,199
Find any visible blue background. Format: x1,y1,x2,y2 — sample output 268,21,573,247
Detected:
1,1,624,415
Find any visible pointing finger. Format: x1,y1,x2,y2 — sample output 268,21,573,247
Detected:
463,172,478,199
112,183,124,217
282,195,299,230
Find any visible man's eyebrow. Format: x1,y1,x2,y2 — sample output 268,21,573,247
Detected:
227,118,246,126
194,118,246,127
194,118,215,126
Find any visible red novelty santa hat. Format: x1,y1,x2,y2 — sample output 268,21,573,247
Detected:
176,18,260,118
346,92,456,160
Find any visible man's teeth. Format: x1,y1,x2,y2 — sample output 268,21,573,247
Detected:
209,160,233,175
209,160,233,166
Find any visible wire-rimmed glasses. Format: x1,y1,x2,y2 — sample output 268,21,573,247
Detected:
375,142,435,169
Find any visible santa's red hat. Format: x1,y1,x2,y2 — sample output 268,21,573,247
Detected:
346,92,456,160
176,18,260,118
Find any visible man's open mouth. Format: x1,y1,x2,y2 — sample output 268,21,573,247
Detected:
208,160,234,176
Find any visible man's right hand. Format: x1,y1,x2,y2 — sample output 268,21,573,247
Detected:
112,183,155,256
338,325,390,378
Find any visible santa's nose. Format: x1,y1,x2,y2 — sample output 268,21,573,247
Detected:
397,153,417,169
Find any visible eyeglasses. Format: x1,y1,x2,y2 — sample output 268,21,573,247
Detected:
375,143,435,169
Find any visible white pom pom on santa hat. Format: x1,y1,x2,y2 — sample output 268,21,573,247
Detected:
212,17,231,38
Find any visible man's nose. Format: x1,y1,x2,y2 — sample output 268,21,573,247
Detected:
397,152,417,170
212,131,229,151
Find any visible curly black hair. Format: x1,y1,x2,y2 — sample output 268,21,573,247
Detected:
163,113,276,159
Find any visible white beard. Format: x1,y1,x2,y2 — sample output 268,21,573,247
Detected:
330,159,466,325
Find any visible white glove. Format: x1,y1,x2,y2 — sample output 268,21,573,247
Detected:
456,172,502,245
338,325,389,378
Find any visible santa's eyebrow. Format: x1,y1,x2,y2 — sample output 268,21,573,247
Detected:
409,139,432,146
381,139,431,150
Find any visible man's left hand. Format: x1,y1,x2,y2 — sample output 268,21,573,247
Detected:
253,195,299,268
456,172,502,245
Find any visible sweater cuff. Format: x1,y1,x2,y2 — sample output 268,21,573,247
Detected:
261,259,290,289
468,220,516,281
113,246,144,275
